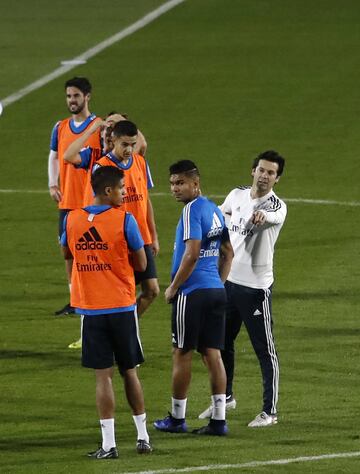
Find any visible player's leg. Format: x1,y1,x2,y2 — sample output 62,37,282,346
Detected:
194,289,228,435
111,311,152,453
82,315,119,459
122,368,152,454
137,278,160,316
243,287,279,427
135,245,159,316
199,282,241,419
222,281,244,399
154,291,201,433
55,209,75,316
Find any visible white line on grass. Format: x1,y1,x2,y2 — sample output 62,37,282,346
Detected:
0,0,186,108
0,189,359,207
119,451,360,474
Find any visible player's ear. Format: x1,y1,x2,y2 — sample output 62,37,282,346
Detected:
104,186,111,196
275,175,280,184
251,168,256,177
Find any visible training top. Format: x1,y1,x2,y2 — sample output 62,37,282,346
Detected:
220,187,287,289
93,152,154,244
61,205,144,314
50,115,101,210
171,196,227,295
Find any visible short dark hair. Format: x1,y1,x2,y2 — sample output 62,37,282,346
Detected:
169,160,200,178
112,120,138,138
106,111,129,120
91,166,124,195
252,150,285,176
64,77,92,95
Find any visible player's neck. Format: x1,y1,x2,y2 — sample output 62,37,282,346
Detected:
250,185,272,199
72,108,91,123
183,189,200,204
93,197,108,206
112,151,130,165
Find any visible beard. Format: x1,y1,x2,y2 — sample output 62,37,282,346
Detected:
68,102,85,115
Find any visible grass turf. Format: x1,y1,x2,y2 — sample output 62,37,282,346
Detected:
0,0,359,473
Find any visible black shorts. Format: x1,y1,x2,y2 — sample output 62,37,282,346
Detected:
171,288,227,352
82,311,144,370
58,209,70,241
134,244,157,284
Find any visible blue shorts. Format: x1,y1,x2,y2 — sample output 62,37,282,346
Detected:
82,311,144,370
171,288,226,352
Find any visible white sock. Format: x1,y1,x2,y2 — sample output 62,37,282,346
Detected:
211,394,226,420
100,418,116,451
172,397,187,419
80,315,84,339
132,413,149,442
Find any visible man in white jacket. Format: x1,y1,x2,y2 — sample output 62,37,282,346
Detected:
199,150,287,427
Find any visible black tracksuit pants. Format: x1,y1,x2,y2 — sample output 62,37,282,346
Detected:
221,280,279,415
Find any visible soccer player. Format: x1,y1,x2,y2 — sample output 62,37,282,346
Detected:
61,166,152,458
198,150,287,427
48,76,101,348
63,119,159,316
154,160,234,436
95,120,159,316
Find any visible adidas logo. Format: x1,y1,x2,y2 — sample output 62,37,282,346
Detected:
75,227,108,250
253,309,262,316
207,212,223,238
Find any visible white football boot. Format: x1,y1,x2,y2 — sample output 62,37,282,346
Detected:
248,411,278,427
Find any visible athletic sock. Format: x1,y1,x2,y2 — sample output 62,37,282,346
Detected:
171,397,187,420
80,314,84,339
211,394,226,420
132,413,149,442
100,418,116,451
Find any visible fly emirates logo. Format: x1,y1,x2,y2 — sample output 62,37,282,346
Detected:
75,227,112,272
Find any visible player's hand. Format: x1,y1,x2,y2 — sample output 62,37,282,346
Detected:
252,210,266,226
165,285,177,304
105,114,126,126
150,237,160,257
90,118,106,133
49,185,62,203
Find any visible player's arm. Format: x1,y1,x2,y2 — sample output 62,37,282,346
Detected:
48,150,61,202
63,119,105,165
218,229,234,283
125,213,147,272
135,129,147,156
146,197,160,256
131,247,147,272
48,122,61,202
252,201,287,226
164,239,201,303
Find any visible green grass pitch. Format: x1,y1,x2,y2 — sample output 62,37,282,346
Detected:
0,0,359,473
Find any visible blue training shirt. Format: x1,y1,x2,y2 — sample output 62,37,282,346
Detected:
171,196,226,295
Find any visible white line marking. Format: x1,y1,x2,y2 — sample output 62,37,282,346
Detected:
60,60,87,66
0,189,358,207
119,451,360,474
0,0,186,108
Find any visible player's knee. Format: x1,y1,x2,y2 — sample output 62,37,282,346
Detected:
142,282,160,300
